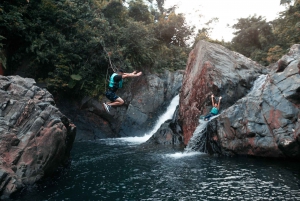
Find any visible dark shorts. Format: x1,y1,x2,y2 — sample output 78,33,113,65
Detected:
105,90,119,102
204,112,217,120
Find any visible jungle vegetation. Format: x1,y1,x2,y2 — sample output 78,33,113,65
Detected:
0,0,193,97
0,0,299,97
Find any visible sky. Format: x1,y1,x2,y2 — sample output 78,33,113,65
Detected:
164,0,287,42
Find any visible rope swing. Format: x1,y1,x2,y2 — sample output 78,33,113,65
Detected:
102,45,118,92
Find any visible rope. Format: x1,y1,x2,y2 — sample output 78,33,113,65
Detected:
104,65,109,92
102,45,117,72
100,41,118,92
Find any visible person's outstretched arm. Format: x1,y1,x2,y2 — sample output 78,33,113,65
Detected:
122,71,142,78
217,96,222,109
211,94,215,107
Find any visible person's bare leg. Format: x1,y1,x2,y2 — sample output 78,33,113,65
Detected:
107,97,124,106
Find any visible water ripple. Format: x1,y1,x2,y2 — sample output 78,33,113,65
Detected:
14,141,300,201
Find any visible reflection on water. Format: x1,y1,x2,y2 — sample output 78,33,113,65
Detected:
15,140,300,201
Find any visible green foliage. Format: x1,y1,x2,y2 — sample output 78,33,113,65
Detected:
128,0,153,24
230,15,275,65
0,35,6,69
155,12,194,46
1,0,193,97
272,0,300,48
70,74,82,81
119,20,157,67
224,1,300,66
267,45,285,63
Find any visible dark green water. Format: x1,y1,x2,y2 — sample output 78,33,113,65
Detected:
16,139,300,201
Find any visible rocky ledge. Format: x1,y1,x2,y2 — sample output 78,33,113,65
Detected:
0,75,76,199
207,44,300,158
179,40,264,145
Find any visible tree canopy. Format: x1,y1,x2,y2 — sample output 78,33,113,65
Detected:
1,0,299,98
0,0,193,97
228,0,300,65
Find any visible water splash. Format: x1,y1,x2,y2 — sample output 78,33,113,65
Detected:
185,115,219,153
184,74,267,153
185,120,208,152
116,95,180,144
165,151,205,159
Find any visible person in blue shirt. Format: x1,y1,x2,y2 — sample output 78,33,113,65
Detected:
204,94,222,121
102,69,142,113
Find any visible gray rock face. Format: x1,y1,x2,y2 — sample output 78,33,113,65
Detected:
145,105,183,146
0,75,76,199
120,70,184,137
205,44,300,158
145,119,183,145
179,40,263,145
77,70,184,139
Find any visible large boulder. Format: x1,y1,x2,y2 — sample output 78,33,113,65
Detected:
208,44,300,158
179,40,263,145
56,98,116,141
0,75,76,199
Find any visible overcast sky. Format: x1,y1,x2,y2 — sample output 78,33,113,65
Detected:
164,0,287,41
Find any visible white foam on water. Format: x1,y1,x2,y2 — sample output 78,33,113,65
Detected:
165,151,205,159
117,135,152,144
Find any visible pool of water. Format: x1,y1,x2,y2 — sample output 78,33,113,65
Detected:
15,139,300,201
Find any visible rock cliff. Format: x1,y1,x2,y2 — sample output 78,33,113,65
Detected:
179,40,263,145
0,75,76,199
71,70,184,140
207,44,300,158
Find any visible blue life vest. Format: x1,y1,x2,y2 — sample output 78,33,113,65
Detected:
211,107,218,115
109,73,123,89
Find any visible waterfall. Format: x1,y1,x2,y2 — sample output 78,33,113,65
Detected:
117,95,180,144
185,74,267,153
248,74,267,96
185,115,219,153
184,119,208,152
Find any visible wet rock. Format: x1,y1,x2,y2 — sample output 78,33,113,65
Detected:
73,70,184,140
0,75,76,199
179,40,263,145
145,106,183,146
208,44,300,158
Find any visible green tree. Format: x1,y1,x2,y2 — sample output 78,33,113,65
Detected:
128,0,153,24
272,0,300,48
230,15,275,65
155,12,193,46
0,0,193,98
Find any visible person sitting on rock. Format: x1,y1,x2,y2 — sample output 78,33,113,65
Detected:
204,94,222,121
103,68,142,113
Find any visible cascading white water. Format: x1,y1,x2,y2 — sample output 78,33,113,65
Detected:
184,74,268,153
184,115,219,153
248,74,267,96
117,94,180,144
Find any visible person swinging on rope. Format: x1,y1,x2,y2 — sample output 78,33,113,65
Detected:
204,94,222,121
103,69,142,113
